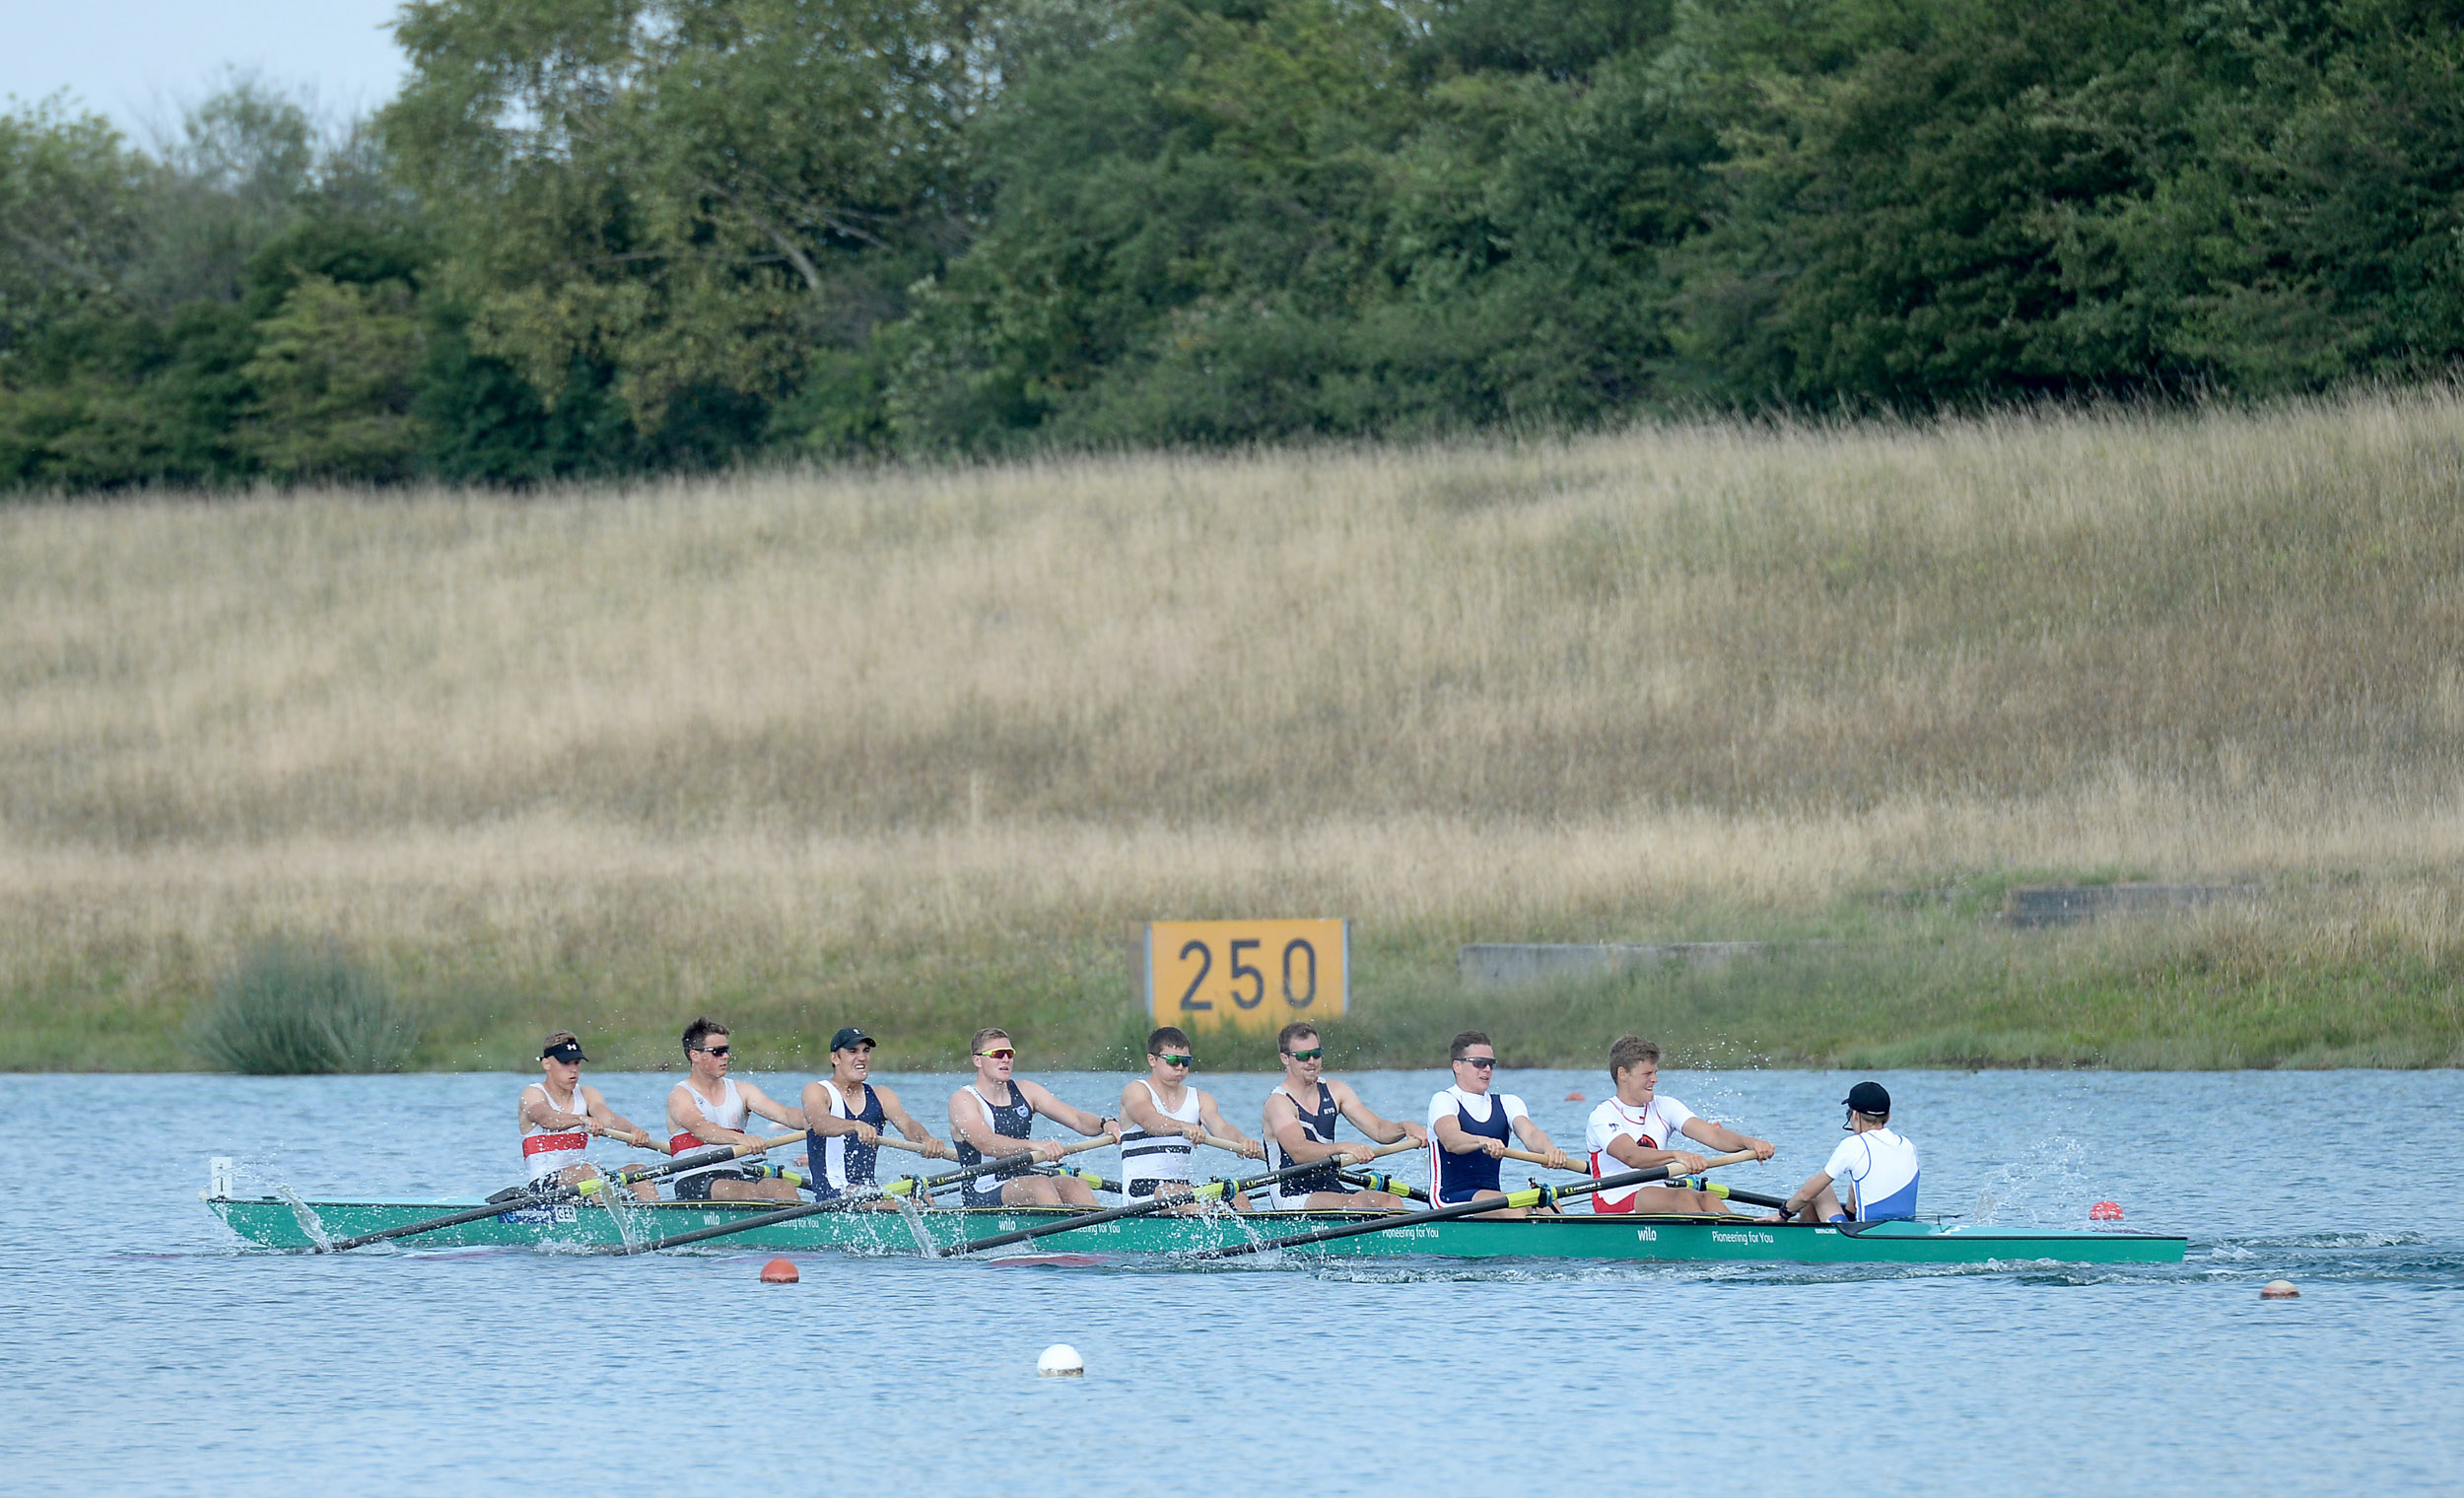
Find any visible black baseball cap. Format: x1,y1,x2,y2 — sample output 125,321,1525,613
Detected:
830,1026,876,1053
541,1031,588,1063
1843,1081,1891,1116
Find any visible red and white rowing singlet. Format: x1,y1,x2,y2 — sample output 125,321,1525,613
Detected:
521,1081,591,1181
669,1077,749,1158
1584,1094,1697,1212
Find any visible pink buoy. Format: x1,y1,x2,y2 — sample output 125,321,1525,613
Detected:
2088,1200,2124,1222
759,1258,799,1283
1563,1092,1585,1102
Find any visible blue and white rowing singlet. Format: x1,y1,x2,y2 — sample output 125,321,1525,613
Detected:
1430,1087,1521,1203
1823,1127,1920,1221
808,1080,887,1195
959,1083,1036,1206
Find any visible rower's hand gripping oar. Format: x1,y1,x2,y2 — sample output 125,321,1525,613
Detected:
1182,1149,1760,1261
315,1131,807,1254
594,1136,1114,1257
940,1139,1417,1258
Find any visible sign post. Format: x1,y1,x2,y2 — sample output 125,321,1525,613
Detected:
1142,919,1348,1035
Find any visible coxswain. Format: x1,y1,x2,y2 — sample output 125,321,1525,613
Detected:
1427,1030,1574,1217
1770,1081,1920,1224
664,1016,808,1202
1117,1026,1263,1207
518,1030,659,1200
946,1028,1120,1208
799,1025,952,1202
1261,1022,1424,1212
1583,1035,1776,1214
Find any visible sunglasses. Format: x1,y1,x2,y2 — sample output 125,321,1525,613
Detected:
978,1048,1016,1060
1158,1054,1195,1067
1284,1047,1324,1061
1458,1055,1496,1069
694,1045,731,1056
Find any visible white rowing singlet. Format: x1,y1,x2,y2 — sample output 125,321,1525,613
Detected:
521,1081,590,1181
668,1077,748,1182
1121,1079,1200,1196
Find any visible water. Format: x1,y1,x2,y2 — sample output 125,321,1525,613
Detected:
5,1068,2460,1495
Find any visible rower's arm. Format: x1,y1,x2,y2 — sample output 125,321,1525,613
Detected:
1020,1079,1119,1139
1334,1082,1425,1146
799,1081,870,1138
520,1088,583,1131
875,1086,952,1156
670,1088,761,1147
739,1083,808,1132
1122,1081,1198,1143
1431,1115,1477,1153
1680,1116,1776,1161
1511,1116,1573,1170
1265,1093,1348,1164
948,1092,1036,1157
1196,1092,1263,1157
580,1087,655,1147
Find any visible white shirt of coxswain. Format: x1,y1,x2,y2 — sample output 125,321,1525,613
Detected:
1583,1094,1699,1212
669,1076,749,1183
1823,1127,1920,1221
520,1080,591,1182
1121,1079,1201,1195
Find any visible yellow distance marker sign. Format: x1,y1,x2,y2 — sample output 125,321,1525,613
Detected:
1143,919,1348,1034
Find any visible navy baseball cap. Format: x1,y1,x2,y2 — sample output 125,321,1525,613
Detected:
540,1031,588,1063
830,1026,876,1053
1843,1081,1891,1116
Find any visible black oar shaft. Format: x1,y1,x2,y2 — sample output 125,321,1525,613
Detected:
941,1152,1328,1257
1184,1158,1726,1261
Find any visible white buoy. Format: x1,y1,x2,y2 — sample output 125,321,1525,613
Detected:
1037,1343,1085,1377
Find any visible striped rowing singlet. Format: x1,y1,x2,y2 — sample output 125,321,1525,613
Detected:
520,1081,590,1182
808,1081,886,1192
1121,1079,1200,1198
959,1083,1036,1206
1266,1082,1344,1208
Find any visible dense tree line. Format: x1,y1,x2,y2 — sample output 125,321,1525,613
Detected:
7,0,2464,489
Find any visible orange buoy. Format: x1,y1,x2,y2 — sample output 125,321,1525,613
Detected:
759,1258,799,1283
1564,1092,1586,1102
2088,1200,2124,1222
2261,1279,2299,1299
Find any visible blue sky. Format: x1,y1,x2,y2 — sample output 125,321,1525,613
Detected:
3,0,410,143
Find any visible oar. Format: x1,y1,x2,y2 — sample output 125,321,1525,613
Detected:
917,1135,1112,1197
835,1132,958,1162
940,1139,1417,1258
1679,1177,1791,1212
1183,1149,1759,1260
598,1137,1113,1257
1337,1169,1430,1203
316,1131,808,1254
1496,1146,1588,1172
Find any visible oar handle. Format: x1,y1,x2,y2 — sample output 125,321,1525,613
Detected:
869,1134,957,1160
1200,1131,1266,1158
1497,1146,1584,1171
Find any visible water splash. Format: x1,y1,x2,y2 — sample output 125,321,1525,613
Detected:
599,1178,644,1252
890,1192,937,1257
1968,1135,2097,1227
272,1186,334,1252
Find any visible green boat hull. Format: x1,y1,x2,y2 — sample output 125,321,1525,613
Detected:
205,1196,2186,1264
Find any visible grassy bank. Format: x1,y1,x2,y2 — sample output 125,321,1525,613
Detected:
6,389,2464,1070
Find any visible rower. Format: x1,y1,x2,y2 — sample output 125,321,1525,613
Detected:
799,1025,952,1202
1118,1026,1263,1207
1584,1035,1776,1214
1262,1021,1424,1212
946,1028,1120,1208
664,1017,808,1202
1771,1081,1920,1224
518,1030,659,1201
1427,1030,1573,1216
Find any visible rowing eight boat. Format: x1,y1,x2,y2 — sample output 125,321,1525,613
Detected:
205,1192,2187,1264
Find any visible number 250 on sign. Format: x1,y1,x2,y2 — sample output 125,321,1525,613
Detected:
1143,919,1348,1031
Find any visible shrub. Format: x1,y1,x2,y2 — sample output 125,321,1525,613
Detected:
191,936,416,1073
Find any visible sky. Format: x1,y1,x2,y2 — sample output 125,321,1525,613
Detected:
2,0,411,145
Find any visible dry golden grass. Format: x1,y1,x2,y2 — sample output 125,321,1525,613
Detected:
7,386,2464,1068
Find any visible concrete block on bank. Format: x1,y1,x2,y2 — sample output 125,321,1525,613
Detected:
2000,883,2261,929
1457,941,1787,987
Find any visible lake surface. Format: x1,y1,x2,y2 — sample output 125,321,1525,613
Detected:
4,1067,2458,1495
